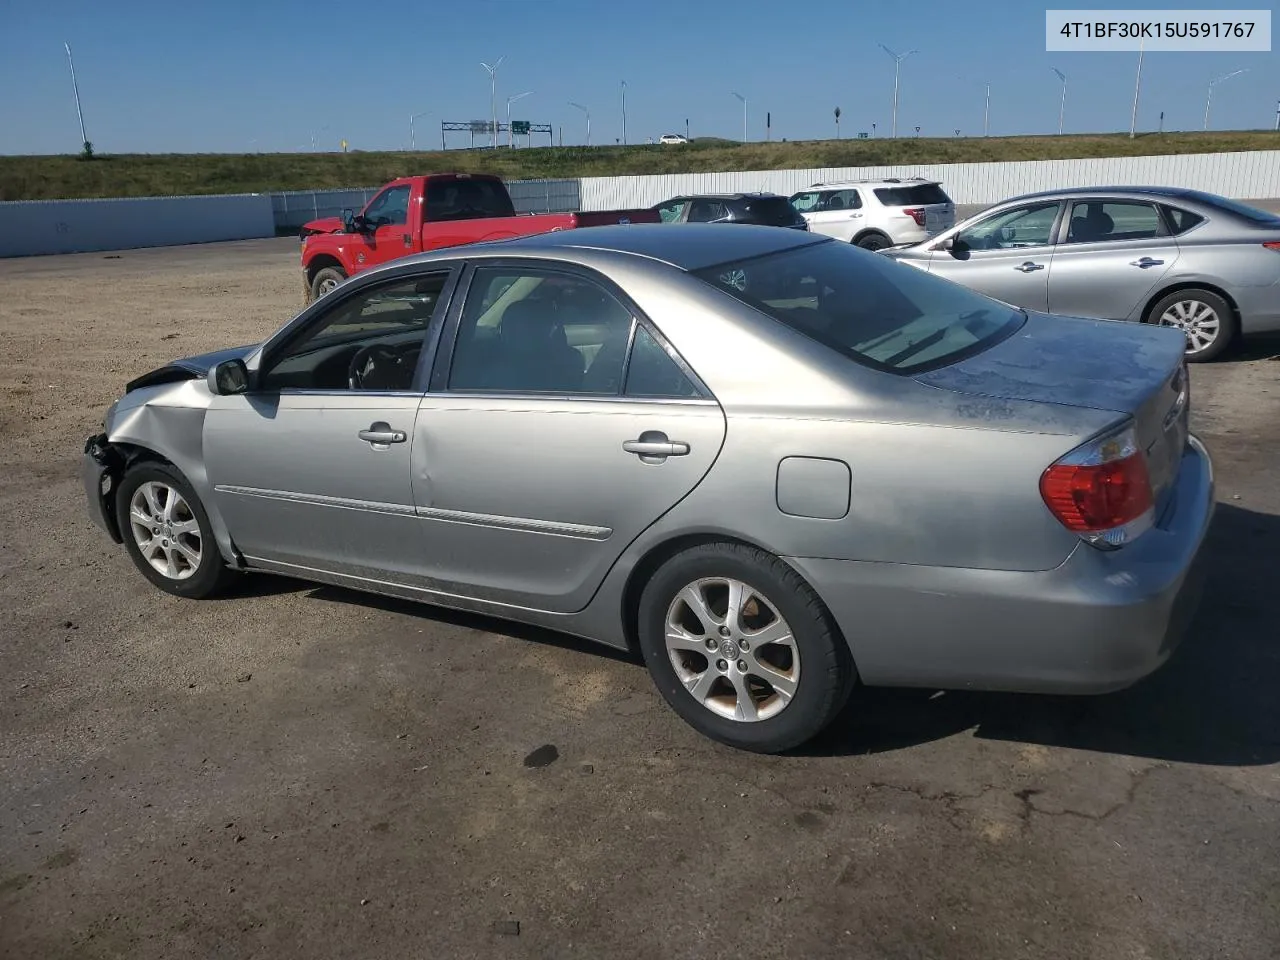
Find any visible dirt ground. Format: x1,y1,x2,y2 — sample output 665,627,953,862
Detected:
1,239,1278,960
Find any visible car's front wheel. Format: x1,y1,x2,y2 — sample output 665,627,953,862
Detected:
310,266,348,302
637,542,855,753
1146,288,1237,362
115,462,238,599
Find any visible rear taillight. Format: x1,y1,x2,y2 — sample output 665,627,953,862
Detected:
1040,423,1155,549
903,207,927,227
1263,241,1280,252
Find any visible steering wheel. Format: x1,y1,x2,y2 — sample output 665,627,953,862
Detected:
348,343,405,390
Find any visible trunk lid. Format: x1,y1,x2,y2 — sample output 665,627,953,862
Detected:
914,311,1190,506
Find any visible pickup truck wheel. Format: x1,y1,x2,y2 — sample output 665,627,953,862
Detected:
310,267,347,301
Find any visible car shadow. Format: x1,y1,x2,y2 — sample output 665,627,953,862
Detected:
800,502,1280,766
223,502,1278,767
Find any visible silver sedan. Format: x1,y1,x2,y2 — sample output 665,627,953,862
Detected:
84,224,1214,753
884,187,1280,361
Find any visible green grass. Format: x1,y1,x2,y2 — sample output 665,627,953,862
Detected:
2,130,1277,201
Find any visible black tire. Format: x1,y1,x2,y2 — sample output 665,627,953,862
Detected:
115,461,239,599
854,232,891,251
310,266,348,302
637,542,855,753
1144,288,1237,363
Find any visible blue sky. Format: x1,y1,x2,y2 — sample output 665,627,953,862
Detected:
1,0,1276,155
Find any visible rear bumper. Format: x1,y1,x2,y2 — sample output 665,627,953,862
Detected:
786,434,1215,694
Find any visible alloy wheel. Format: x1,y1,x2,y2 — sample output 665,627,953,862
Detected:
1158,299,1221,355
664,577,800,722
128,481,202,581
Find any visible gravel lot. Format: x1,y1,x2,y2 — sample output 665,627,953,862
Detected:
2,239,1278,960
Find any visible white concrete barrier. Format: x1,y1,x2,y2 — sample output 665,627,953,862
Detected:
0,193,276,258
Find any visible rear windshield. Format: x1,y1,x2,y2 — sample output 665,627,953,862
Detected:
692,239,1022,375
743,197,804,226
874,183,951,207
425,178,515,222
1176,190,1280,226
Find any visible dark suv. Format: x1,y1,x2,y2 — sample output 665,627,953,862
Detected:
652,193,809,230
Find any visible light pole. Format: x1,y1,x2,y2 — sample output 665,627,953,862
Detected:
878,44,917,138
480,56,505,148
620,80,627,145
569,101,591,145
1053,68,1067,134
1129,40,1145,139
1204,69,1247,130
732,91,748,142
506,91,532,148
984,81,990,137
63,42,89,152
409,111,429,151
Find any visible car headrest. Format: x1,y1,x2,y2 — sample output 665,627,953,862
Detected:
499,299,566,349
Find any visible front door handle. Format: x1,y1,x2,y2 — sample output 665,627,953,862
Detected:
1130,257,1164,268
623,430,690,463
1014,261,1045,273
358,421,407,447
402,232,412,248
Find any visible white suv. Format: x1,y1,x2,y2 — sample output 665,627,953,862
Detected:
789,178,955,250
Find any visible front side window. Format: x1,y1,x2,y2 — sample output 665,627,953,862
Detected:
955,202,1060,251
261,273,449,391
362,185,412,228
693,238,1023,374
448,268,635,394
1065,200,1165,244
790,192,820,214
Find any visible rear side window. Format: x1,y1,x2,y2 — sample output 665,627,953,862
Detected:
743,197,804,226
425,178,515,222
1065,201,1165,244
1161,205,1206,235
874,183,950,206
625,326,702,398
1175,191,1280,226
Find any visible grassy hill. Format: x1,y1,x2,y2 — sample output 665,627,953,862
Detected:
2,130,1277,201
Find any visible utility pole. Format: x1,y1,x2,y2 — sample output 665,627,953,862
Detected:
63,42,89,152
506,91,532,148
732,91,748,142
480,56,505,148
1129,39,1145,139
620,80,627,145
569,101,591,145
878,44,917,138
1204,69,1247,130
409,111,429,151
834,106,841,139
984,82,990,137
1053,68,1067,134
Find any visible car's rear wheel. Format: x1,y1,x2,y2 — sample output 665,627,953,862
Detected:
115,462,238,599
637,542,855,753
310,266,347,301
1146,288,1236,362
854,232,891,251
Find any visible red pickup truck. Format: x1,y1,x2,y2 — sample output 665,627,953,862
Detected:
299,172,658,302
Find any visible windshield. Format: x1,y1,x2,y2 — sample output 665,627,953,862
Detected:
691,239,1024,374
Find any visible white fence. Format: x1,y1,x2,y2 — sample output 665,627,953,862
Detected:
578,150,1280,210
0,194,276,258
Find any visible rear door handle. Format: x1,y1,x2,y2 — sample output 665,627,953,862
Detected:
358,421,407,447
623,431,690,463
1014,261,1045,272
1130,257,1164,268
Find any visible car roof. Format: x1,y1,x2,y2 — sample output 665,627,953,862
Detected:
667,192,786,200
798,177,941,190
387,222,828,273
1001,185,1207,203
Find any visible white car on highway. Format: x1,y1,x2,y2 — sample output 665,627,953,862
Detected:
659,134,689,145
790,178,956,250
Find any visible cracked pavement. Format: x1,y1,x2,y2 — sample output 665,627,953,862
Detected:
1,239,1278,959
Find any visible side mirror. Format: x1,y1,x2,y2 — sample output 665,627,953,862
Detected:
208,358,251,396
935,236,955,251
341,207,355,231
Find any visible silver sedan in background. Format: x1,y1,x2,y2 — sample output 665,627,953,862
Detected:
884,187,1280,361
84,225,1213,753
